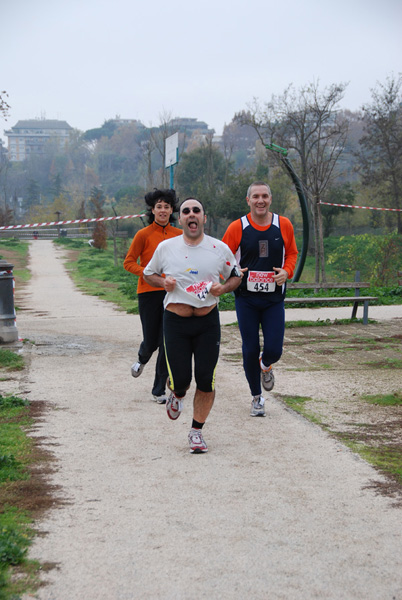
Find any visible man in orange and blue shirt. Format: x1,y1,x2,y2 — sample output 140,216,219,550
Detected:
222,181,298,417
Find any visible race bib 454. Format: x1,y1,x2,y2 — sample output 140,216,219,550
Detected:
247,271,275,293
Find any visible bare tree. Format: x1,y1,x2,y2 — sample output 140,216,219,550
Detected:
358,74,402,234
0,91,11,211
90,186,107,250
149,111,190,189
0,91,10,120
149,110,175,188
140,134,155,190
236,81,349,282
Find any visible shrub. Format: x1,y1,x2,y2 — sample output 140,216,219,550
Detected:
327,232,402,285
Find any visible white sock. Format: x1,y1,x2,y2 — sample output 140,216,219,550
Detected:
260,359,271,371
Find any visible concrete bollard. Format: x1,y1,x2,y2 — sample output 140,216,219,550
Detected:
0,260,19,343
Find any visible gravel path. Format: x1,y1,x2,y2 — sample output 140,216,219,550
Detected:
18,241,402,600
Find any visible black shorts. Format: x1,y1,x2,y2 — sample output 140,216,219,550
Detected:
163,307,220,394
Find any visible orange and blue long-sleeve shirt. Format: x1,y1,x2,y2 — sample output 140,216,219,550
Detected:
222,213,298,301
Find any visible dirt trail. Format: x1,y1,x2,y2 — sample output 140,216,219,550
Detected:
16,240,402,600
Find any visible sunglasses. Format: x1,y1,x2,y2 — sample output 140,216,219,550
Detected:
181,206,202,215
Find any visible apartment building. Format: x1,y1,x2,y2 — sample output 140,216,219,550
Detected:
4,119,73,161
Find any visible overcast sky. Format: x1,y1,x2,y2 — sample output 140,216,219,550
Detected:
1,0,401,144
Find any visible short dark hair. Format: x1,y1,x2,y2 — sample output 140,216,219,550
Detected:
179,197,206,214
144,188,179,224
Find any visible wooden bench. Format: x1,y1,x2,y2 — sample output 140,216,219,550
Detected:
285,279,378,325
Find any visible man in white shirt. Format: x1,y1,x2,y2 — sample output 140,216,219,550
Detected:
144,197,242,453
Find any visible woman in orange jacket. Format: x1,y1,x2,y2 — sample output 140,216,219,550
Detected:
123,188,182,403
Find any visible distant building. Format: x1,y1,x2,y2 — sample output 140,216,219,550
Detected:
4,119,73,161
109,117,143,127
168,117,213,135
166,118,215,151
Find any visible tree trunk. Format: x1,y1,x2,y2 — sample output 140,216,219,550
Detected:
312,200,320,284
317,202,326,283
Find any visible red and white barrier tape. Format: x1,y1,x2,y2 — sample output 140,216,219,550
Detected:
0,213,146,231
319,202,402,212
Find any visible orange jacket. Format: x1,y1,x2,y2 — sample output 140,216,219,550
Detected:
124,221,182,294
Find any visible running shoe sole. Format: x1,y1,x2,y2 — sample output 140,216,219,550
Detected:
166,392,183,420
250,409,266,417
250,396,266,417
131,362,144,378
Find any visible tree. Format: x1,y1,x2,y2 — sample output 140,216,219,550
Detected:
221,119,259,170
149,110,175,188
175,139,228,235
236,81,349,282
358,74,402,233
27,194,75,224
0,148,10,212
48,173,64,199
0,93,11,211
219,167,295,227
82,119,122,142
90,186,107,250
322,183,355,237
0,91,10,120
0,205,13,226
219,170,256,221
139,133,155,189
26,179,41,209
91,123,143,195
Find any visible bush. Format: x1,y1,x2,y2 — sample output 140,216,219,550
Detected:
327,232,402,285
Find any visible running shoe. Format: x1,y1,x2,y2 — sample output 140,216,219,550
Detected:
131,361,144,378
188,428,208,453
259,353,275,391
152,394,167,404
166,391,183,420
250,395,266,417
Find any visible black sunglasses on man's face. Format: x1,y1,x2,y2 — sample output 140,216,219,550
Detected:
181,206,201,215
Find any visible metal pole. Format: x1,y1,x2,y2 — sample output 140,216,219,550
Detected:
0,261,19,343
281,157,309,282
265,144,309,282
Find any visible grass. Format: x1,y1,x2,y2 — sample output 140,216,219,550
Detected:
285,318,373,328
0,506,40,597
0,239,31,299
0,393,40,598
346,444,402,480
53,237,139,313
362,392,402,406
0,239,29,259
0,342,44,598
280,392,402,486
0,351,24,372
279,395,326,425
361,358,402,369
